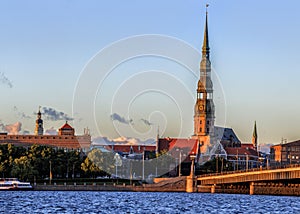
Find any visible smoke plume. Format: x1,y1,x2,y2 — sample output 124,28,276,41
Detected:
140,118,153,126
110,113,133,125
42,107,74,121
0,72,13,88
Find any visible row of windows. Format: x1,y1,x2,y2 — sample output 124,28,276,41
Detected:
199,120,210,125
197,93,213,99
0,136,76,140
199,128,210,133
282,147,300,152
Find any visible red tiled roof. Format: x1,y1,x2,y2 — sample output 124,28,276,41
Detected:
157,138,199,163
168,138,198,155
158,138,198,156
60,122,74,130
241,143,255,149
225,147,258,157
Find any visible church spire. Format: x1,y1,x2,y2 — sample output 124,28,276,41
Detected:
202,4,210,60
252,121,258,150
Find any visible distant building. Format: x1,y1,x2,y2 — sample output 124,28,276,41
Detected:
217,124,260,170
270,140,300,165
0,109,91,151
214,126,241,148
103,144,156,160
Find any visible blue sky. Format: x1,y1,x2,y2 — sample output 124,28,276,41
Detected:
0,1,300,144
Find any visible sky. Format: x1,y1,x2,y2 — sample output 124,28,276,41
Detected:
0,1,300,145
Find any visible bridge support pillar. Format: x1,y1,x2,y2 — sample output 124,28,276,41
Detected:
186,154,196,193
249,182,255,195
211,184,216,194
186,176,195,193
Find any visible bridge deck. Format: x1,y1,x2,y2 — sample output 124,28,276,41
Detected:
197,166,300,185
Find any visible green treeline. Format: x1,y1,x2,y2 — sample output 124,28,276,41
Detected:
0,144,176,182
0,144,115,181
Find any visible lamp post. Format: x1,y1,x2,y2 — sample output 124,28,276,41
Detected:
114,153,122,179
49,160,52,185
246,154,249,171
142,150,145,180
190,153,196,177
72,163,75,179
176,149,184,177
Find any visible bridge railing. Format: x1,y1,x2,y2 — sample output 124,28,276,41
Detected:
197,163,300,178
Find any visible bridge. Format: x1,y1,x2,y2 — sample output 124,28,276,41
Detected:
195,165,300,195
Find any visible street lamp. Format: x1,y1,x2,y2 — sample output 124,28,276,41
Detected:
142,150,145,180
190,152,196,177
114,153,122,178
72,163,75,179
176,149,185,177
49,160,52,185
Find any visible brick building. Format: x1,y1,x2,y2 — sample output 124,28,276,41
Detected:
0,109,91,151
270,140,300,165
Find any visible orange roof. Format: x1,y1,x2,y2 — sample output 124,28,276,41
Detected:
158,138,198,156
60,122,74,130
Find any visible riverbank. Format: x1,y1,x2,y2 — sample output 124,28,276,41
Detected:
33,176,186,192
33,177,300,197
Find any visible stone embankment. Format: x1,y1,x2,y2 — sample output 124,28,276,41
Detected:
34,177,187,192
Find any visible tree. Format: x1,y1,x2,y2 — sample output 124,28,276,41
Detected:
11,156,33,181
81,149,104,178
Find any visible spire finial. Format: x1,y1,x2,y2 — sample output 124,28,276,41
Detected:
206,3,209,14
202,4,210,60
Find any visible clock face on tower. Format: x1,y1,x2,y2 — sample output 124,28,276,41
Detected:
199,105,204,111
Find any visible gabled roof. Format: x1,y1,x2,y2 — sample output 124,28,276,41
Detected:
159,138,198,156
225,147,258,157
60,122,74,130
214,126,241,143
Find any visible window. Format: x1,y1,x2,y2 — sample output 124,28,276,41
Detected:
207,121,209,125
200,128,202,132
200,120,202,124
207,128,209,133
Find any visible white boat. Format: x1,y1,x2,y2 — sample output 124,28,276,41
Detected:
0,178,33,190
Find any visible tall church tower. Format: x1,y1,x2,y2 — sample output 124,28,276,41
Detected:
193,7,215,150
35,107,44,135
252,121,258,151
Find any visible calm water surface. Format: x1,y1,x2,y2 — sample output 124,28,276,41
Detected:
0,191,299,213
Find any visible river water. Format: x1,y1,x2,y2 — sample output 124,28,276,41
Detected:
1,191,299,213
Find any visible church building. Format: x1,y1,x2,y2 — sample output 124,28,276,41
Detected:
157,8,259,170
